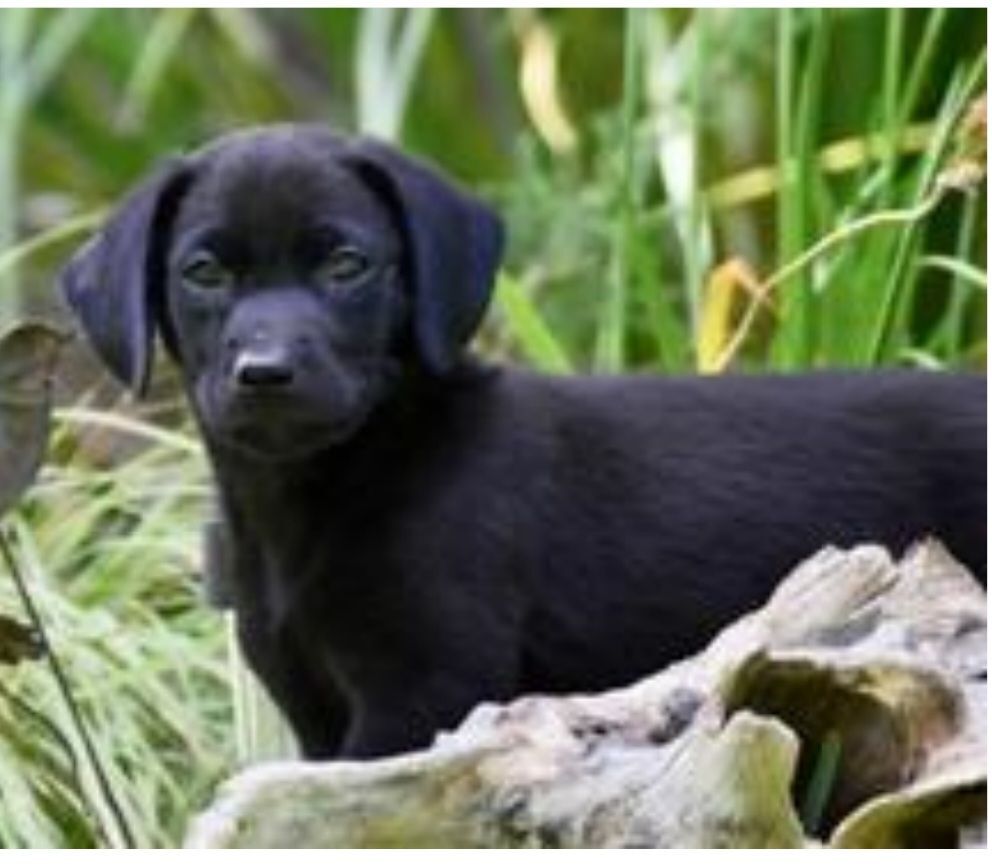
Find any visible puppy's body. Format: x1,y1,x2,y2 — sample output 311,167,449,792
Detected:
61,125,987,759
211,364,984,756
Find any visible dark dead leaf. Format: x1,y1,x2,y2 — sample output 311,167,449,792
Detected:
0,612,43,664
0,322,68,518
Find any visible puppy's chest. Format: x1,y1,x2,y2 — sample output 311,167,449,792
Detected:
233,519,401,635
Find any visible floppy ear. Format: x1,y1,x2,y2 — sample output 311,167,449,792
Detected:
344,139,504,374
59,158,193,395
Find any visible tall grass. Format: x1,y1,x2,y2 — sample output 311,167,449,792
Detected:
0,409,229,847
496,8,985,374
0,7,985,848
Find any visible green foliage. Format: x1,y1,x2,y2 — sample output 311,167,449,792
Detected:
491,9,986,373
0,7,986,848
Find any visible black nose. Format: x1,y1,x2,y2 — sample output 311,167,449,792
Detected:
233,347,294,388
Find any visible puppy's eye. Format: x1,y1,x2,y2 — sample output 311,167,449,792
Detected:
182,251,232,291
316,246,371,286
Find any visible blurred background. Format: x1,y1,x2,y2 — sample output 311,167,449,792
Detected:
0,8,986,847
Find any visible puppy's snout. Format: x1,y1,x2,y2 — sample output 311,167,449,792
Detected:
233,346,295,388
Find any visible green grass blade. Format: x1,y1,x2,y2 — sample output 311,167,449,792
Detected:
897,8,949,127
770,8,802,369
356,8,436,140
770,9,831,369
118,9,197,127
594,8,640,372
800,729,843,836
0,9,32,321
0,208,104,278
918,254,987,292
926,193,984,360
23,8,98,103
495,272,572,374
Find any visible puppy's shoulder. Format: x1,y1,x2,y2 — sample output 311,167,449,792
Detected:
466,363,984,438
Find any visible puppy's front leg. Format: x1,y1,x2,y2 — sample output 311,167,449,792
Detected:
338,672,512,759
236,613,350,759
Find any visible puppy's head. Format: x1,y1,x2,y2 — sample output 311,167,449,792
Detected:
60,126,503,460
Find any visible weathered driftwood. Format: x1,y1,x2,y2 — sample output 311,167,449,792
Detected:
186,540,986,848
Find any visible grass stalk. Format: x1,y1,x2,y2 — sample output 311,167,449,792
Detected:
896,9,949,129
53,406,203,456
356,8,436,140
0,9,31,322
594,8,640,372
713,186,945,371
686,10,708,335
770,9,803,368
0,209,105,279
864,51,987,364
879,8,905,199
495,273,572,373
118,8,197,127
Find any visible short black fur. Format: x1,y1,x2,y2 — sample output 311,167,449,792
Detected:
61,124,987,759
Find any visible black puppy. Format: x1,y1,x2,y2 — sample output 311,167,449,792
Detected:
61,125,986,760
